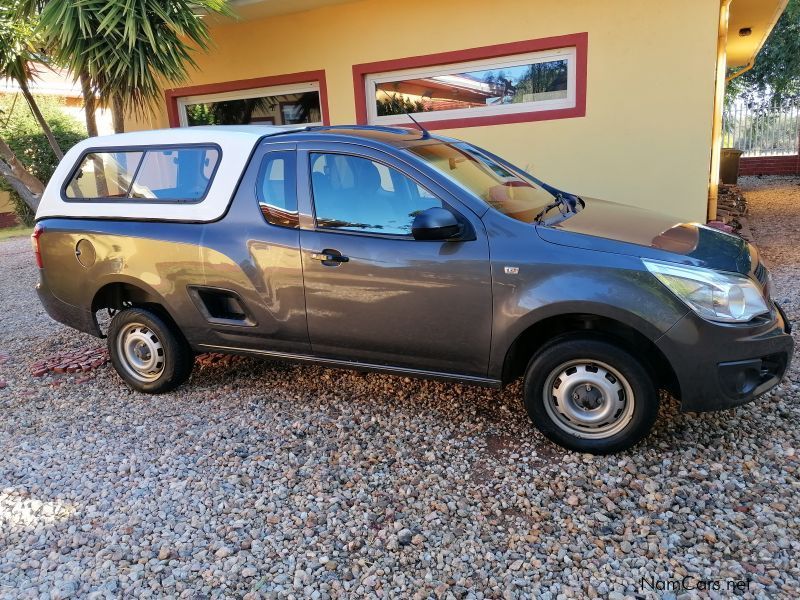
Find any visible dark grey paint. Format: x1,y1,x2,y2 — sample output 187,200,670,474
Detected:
294,140,492,375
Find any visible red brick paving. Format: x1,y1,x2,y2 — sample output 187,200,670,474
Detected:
30,347,109,378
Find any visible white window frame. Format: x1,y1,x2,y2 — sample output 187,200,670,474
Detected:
176,81,323,127
364,47,577,126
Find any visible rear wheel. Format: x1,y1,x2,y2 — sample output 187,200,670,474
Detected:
107,307,193,394
523,336,658,454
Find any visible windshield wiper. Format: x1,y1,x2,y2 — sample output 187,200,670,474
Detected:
534,193,573,224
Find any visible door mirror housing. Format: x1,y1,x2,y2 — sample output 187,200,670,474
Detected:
411,207,461,241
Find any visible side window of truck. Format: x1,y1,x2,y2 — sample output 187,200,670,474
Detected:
130,148,218,200
65,151,143,199
310,153,442,236
64,146,219,202
256,151,299,228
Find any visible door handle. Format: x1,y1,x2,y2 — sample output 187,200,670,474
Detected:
310,250,349,265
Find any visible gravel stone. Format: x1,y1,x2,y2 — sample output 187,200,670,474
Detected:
397,528,413,546
1,176,799,598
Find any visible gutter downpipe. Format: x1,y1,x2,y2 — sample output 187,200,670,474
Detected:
708,0,732,222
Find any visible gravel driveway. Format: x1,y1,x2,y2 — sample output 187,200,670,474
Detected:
1,177,799,599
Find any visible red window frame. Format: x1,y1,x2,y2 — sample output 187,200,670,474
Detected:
165,70,331,128
352,33,588,130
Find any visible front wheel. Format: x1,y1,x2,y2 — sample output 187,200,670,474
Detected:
523,337,658,454
107,307,194,394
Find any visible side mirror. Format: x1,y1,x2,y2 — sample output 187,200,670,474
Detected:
411,207,461,241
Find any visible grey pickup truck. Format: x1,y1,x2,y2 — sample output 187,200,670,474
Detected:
32,125,793,453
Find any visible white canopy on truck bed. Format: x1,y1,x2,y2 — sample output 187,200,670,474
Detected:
36,125,305,222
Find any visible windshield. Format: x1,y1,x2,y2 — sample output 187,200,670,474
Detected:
408,142,556,223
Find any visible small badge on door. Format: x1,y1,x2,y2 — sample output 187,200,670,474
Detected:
504,266,519,275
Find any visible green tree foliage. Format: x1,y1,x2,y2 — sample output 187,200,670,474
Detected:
0,2,66,210
511,61,568,102
0,4,36,85
0,4,63,158
185,103,216,126
0,95,86,223
185,91,321,125
727,0,800,106
376,93,427,117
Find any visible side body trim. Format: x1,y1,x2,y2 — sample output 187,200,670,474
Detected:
197,344,503,388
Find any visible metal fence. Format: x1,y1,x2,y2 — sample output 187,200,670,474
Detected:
723,102,799,157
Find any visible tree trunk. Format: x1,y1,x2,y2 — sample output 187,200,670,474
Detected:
80,71,99,137
18,80,63,161
0,137,44,211
111,95,124,133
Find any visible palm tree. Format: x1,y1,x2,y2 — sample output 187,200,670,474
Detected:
0,5,63,159
37,0,233,133
13,0,99,136
0,4,51,211
0,0,233,210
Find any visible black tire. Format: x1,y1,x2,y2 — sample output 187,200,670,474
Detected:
107,307,193,394
523,335,658,454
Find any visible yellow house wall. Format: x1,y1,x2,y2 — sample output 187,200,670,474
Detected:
128,0,721,222
0,191,13,213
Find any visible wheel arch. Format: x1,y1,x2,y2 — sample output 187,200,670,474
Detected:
501,310,680,398
91,278,183,337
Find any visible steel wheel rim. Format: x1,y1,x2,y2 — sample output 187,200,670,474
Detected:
116,323,165,383
543,359,635,439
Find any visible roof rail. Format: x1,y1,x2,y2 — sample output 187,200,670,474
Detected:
308,125,415,135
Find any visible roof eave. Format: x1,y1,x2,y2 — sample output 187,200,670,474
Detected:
726,0,790,68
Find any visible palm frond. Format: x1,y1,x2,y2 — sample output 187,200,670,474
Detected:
38,0,235,115
0,3,43,83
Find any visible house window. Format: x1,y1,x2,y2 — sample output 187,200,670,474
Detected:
176,82,323,127
365,48,576,126
353,34,587,130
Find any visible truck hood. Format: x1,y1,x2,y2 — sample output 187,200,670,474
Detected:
535,197,757,276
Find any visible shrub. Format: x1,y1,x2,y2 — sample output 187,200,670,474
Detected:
376,93,427,116
0,94,87,224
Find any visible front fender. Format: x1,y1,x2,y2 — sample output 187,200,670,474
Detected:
488,261,690,379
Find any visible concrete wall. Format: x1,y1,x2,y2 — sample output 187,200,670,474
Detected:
128,0,721,222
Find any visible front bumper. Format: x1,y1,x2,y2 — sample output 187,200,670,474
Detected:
36,274,101,337
656,303,794,412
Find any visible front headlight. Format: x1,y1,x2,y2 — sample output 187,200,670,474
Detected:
643,259,769,323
